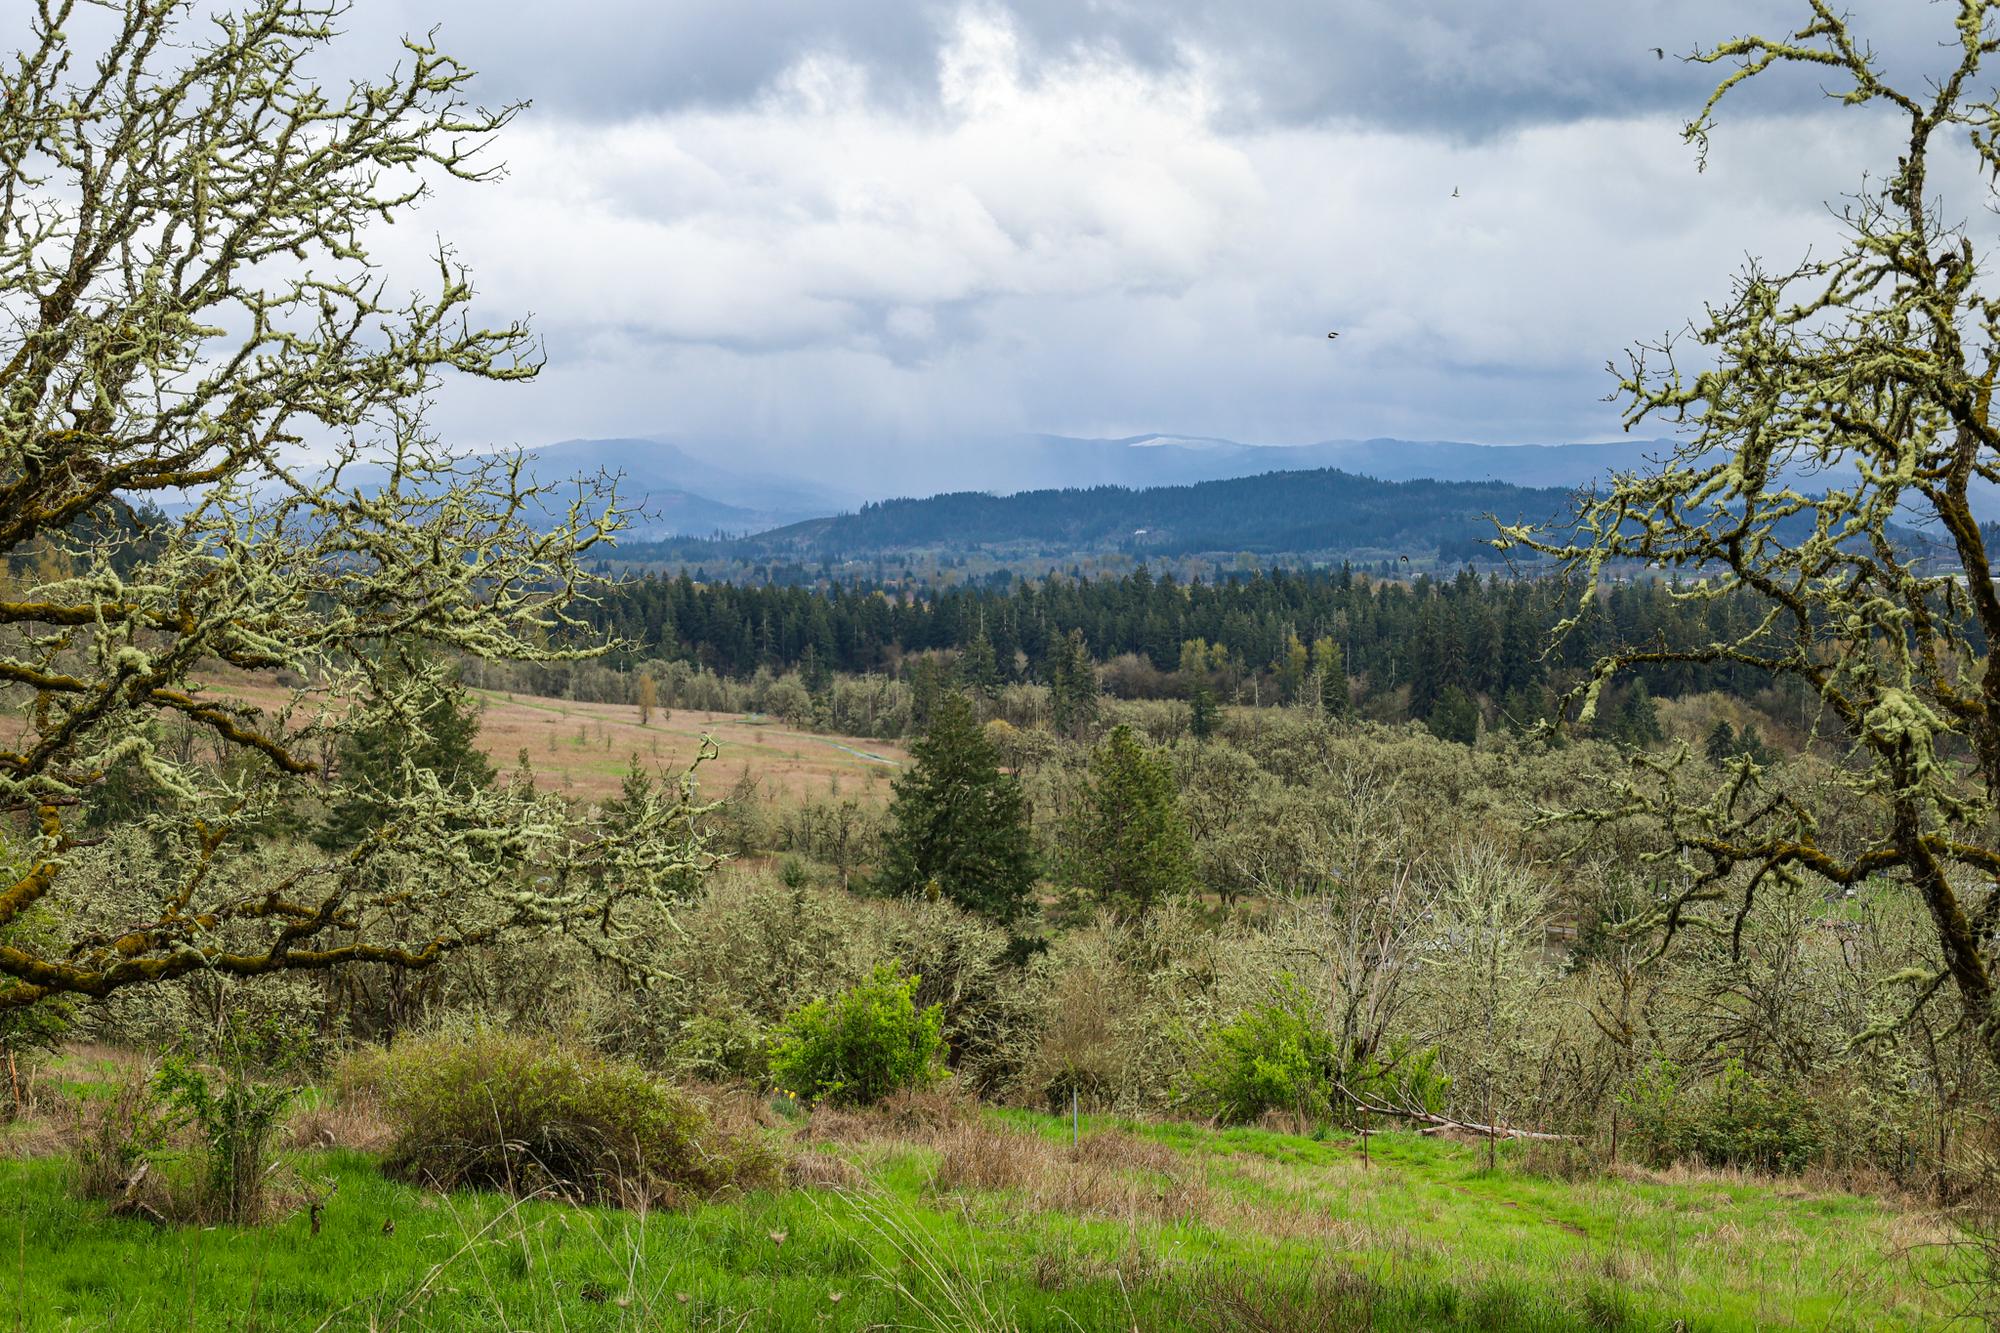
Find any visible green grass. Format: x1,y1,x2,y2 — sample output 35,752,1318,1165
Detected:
0,1113,1959,1332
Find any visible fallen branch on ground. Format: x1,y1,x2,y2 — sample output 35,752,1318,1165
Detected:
1333,1083,1574,1142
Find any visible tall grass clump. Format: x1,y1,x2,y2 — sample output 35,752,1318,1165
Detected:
349,1029,777,1207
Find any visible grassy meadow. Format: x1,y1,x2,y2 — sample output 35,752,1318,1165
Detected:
1,1079,1962,1333
458,688,907,805
150,670,911,805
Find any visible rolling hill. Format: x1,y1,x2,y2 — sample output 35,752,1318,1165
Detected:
614,467,1579,566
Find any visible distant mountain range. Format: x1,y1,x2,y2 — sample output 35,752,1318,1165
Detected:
512,437,860,536
513,432,1668,537
511,430,2000,546
906,433,1674,495
614,468,1580,567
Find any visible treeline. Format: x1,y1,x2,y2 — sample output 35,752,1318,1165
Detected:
583,564,1796,726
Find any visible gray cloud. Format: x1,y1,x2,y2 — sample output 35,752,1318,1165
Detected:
6,1,1985,486
352,0,1950,132
384,5,1913,483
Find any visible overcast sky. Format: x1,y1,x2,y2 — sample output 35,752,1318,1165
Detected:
317,1,1959,479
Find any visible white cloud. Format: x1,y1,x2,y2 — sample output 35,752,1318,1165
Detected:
384,6,1937,484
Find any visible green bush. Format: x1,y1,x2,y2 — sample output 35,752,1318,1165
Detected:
769,963,947,1106
351,1030,776,1206
154,1019,305,1225
1193,975,1342,1125
1619,1059,1823,1174
1192,975,1448,1129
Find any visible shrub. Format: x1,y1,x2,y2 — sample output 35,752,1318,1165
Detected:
153,1013,313,1225
65,1067,171,1210
769,964,947,1106
61,1016,308,1226
351,1030,776,1206
1192,975,1448,1130
1193,975,1342,1126
1619,1059,1823,1174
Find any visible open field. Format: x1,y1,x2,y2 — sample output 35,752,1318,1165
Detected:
150,670,910,805
461,690,907,805
0,1089,1965,1332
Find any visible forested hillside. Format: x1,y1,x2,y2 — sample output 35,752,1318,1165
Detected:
618,468,1575,566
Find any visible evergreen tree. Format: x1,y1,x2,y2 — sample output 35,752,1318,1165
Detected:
1062,724,1197,919
1426,685,1480,746
317,650,494,851
1736,723,1773,766
960,623,1001,700
1498,684,1551,735
877,693,1037,923
1190,683,1218,743
1407,607,1450,718
798,642,834,698
1049,629,1100,738
1704,719,1737,766
1617,679,1664,748
604,752,656,825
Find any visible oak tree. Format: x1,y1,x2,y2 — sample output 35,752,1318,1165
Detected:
1503,0,2000,1069
0,1,712,1012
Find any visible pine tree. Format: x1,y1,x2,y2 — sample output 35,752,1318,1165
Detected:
604,752,656,825
961,624,1001,700
1049,629,1100,738
1407,607,1449,718
1736,723,1773,766
1618,678,1664,748
1190,683,1218,743
317,650,495,851
1704,719,1737,766
1062,724,1197,919
1498,684,1551,735
799,642,834,698
1426,686,1480,746
877,693,1037,923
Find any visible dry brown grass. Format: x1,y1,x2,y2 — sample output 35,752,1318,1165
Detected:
284,1091,396,1154
1073,1126,1180,1173
786,1149,866,1191
682,1079,787,1137
808,1099,1366,1246
168,667,910,804
806,1086,977,1147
